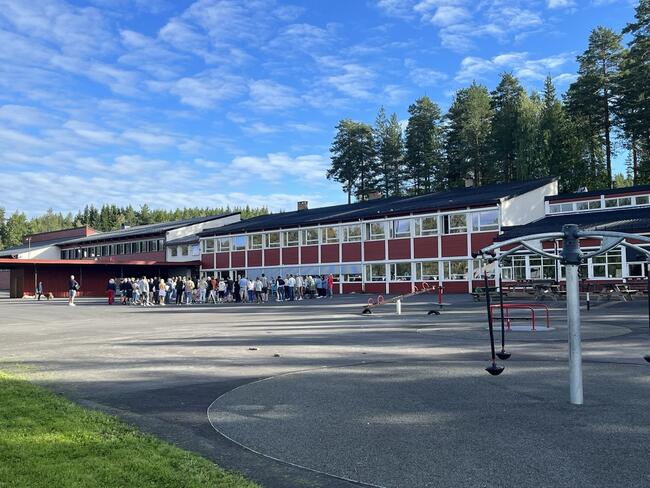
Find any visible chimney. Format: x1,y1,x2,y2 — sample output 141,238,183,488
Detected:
297,201,308,211
367,191,382,200
121,223,130,230
464,177,475,188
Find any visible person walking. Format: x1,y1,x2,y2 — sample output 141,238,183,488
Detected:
35,281,44,301
68,275,79,306
106,278,117,305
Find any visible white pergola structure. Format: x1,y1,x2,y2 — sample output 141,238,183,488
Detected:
476,224,650,406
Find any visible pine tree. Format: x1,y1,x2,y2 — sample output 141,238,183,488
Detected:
617,0,650,183
405,96,444,193
374,107,405,197
2,212,31,248
445,82,493,187
328,119,378,202
489,73,525,182
569,26,624,188
513,90,543,180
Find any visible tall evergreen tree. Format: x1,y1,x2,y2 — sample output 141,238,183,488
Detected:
617,0,650,183
568,26,624,188
328,119,378,203
513,90,543,180
489,73,525,182
445,82,493,187
405,96,444,193
374,107,405,197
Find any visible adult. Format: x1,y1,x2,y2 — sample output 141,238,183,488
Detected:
208,276,218,303
175,278,184,305
254,277,263,303
140,276,150,306
106,278,117,305
247,277,255,303
218,278,226,302
239,275,248,303
158,278,167,306
199,277,208,303
68,275,79,306
276,276,285,301
296,275,304,301
35,281,43,301
327,274,335,299
185,278,195,305
287,274,296,301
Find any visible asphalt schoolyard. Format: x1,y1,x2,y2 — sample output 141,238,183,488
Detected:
1,293,648,488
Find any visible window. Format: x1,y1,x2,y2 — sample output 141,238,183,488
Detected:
365,263,386,281
323,227,339,244
217,237,230,252
529,256,556,280
158,239,164,250
500,255,527,281
414,216,438,237
117,243,124,255
170,246,178,257
150,240,158,252
549,203,574,213
444,214,467,234
365,222,386,240
302,228,320,245
471,210,499,232
390,219,411,239
415,261,439,281
605,197,631,208
181,245,189,256
627,263,645,277
232,236,246,251
342,273,362,282
283,230,299,247
101,245,109,256
204,239,215,253
248,234,263,250
619,197,632,206
576,200,601,211
266,232,280,248
472,259,495,279
591,249,622,278
636,195,649,205
443,260,468,280
390,263,412,281
342,225,362,242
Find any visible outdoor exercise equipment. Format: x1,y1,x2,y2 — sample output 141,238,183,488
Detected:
489,303,551,331
482,271,504,375
476,224,650,405
496,274,511,360
361,283,447,315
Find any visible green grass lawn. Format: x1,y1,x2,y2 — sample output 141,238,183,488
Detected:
0,372,260,488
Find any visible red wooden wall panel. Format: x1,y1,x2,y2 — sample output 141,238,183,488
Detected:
388,239,410,260
364,241,385,261
231,251,245,268
300,246,318,264
282,247,299,265
364,282,385,294
215,252,229,268
247,250,262,267
201,253,214,269
441,235,468,257
470,232,497,254
264,249,280,266
414,237,438,258
389,282,411,294
341,243,361,262
320,244,339,263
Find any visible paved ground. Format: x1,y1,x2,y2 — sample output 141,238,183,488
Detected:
0,294,649,488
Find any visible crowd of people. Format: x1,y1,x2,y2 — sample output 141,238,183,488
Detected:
105,273,336,306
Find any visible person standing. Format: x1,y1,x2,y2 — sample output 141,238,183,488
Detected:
185,278,195,305
175,278,184,305
68,275,79,306
35,281,44,301
288,274,296,301
327,274,334,299
218,278,226,302
106,278,116,305
199,277,208,303
158,278,167,306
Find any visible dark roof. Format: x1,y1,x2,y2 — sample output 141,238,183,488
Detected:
498,207,650,241
165,235,199,246
546,183,650,202
198,178,556,237
60,213,237,246
0,237,70,257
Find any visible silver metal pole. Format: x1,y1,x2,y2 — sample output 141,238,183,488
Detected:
566,264,583,405
396,298,402,315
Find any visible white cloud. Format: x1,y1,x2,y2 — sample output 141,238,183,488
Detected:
160,70,246,108
247,80,301,111
317,56,376,99
405,59,448,86
547,0,576,8
0,105,58,126
455,51,572,83
430,6,469,27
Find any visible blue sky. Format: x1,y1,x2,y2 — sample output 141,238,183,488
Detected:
0,0,638,216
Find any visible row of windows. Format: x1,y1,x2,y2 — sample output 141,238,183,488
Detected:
548,194,650,214
61,239,165,259
201,210,499,253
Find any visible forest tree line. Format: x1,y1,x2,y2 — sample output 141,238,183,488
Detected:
0,205,268,251
327,0,650,201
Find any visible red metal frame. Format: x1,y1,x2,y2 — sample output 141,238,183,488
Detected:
489,303,550,330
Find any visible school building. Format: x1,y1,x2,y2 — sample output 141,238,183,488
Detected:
1,177,648,298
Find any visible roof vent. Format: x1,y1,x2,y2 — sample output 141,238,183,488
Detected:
121,224,130,230
465,177,475,188
368,191,382,200
576,186,588,193
297,201,308,211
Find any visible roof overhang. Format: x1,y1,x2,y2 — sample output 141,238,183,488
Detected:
0,258,200,267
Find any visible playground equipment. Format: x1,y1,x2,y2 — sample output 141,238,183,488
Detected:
361,283,449,315
475,224,650,405
489,303,551,331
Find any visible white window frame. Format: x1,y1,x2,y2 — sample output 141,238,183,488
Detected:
415,261,439,281
390,219,412,239
322,227,339,244
302,228,320,246
248,234,263,250
266,232,280,248
414,216,438,237
471,210,499,232
442,260,469,280
365,263,386,282
342,224,362,243
232,235,246,251
283,230,299,247
365,221,386,240
444,214,467,234
389,262,412,281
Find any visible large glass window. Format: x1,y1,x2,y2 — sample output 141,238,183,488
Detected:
248,234,263,250
472,259,495,279
414,216,438,237
591,249,622,278
323,227,339,244
365,263,386,281
342,225,362,242
265,232,280,248
443,260,468,280
170,246,178,257
366,222,386,240
390,263,412,281
529,256,556,280
203,239,215,253
390,219,411,239
415,261,439,281
636,195,649,205
302,228,320,245
500,255,527,281
471,210,499,232
444,214,467,234
627,263,645,277
217,237,230,252
283,230,299,247
232,236,246,251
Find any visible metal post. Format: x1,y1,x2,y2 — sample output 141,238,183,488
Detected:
566,264,583,405
484,271,503,375
396,298,402,315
